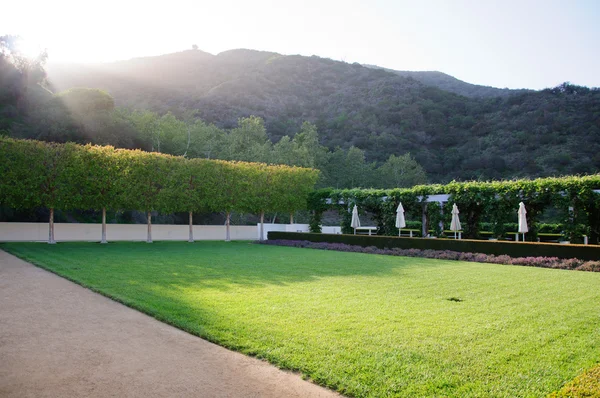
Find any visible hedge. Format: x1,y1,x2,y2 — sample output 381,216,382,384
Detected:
0,138,320,243
267,232,600,261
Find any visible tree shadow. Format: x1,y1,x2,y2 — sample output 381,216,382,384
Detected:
1,240,452,291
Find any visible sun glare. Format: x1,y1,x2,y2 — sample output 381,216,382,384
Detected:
16,38,45,59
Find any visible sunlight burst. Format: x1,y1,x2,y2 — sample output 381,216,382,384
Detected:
15,37,45,59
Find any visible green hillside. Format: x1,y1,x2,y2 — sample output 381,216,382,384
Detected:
5,45,600,182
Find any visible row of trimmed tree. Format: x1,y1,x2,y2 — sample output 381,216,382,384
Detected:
0,138,319,243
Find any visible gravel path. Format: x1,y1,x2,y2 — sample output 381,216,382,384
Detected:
0,249,340,398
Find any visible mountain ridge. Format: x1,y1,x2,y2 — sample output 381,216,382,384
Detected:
362,65,531,97
48,48,530,96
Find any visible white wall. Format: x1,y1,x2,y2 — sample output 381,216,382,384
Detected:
322,226,342,234
0,223,257,242
256,223,341,238
0,222,344,242
256,223,311,240
258,223,309,234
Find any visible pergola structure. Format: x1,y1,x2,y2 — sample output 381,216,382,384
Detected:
315,179,600,243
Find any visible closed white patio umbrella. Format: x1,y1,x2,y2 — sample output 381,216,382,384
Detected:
450,203,461,239
396,202,406,236
351,205,361,235
518,202,528,241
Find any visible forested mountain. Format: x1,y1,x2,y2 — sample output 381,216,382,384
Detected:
362,65,530,98
7,46,600,183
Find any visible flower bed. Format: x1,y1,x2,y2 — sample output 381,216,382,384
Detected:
261,239,600,272
267,231,600,260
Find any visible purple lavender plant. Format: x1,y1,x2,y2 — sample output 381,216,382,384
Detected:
258,240,597,273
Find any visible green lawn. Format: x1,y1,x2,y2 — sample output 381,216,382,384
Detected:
2,241,599,397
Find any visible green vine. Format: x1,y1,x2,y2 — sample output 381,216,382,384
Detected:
307,175,600,244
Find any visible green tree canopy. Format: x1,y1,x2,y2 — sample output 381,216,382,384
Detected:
56,88,115,115
377,153,427,188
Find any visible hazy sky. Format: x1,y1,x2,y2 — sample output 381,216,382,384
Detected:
3,0,599,89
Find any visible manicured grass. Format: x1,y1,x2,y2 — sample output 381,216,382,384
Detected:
2,241,599,397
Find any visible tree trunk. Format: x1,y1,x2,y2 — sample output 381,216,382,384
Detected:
147,211,153,243
48,208,56,244
183,125,191,157
439,204,444,237
422,203,428,237
225,212,231,242
188,211,194,242
290,213,294,224
260,211,265,241
101,207,107,244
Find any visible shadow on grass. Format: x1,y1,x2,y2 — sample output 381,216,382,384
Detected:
0,240,453,291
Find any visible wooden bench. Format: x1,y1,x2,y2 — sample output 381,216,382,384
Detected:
355,226,378,235
399,229,420,237
506,232,562,242
443,230,463,239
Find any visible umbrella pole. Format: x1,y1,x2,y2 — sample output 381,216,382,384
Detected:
454,231,457,240
354,228,356,235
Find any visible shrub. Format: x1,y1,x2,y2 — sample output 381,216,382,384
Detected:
576,261,600,272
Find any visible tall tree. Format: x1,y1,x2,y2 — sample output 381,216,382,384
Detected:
206,161,252,241
79,145,123,243
188,120,226,159
292,121,327,168
273,166,320,224
122,151,175,242
344,146,375,188
225,116,271,162
32,141,84,243
127,110,162,152
377,153,427,188
168,157,213,242
272,135,296,165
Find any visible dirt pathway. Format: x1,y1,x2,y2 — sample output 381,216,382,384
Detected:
0,250,340,398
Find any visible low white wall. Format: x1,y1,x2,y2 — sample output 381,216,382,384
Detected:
257,223,342,237
0,223,257,242
0,222,344,242
322,226,342,234
257,223,310,236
